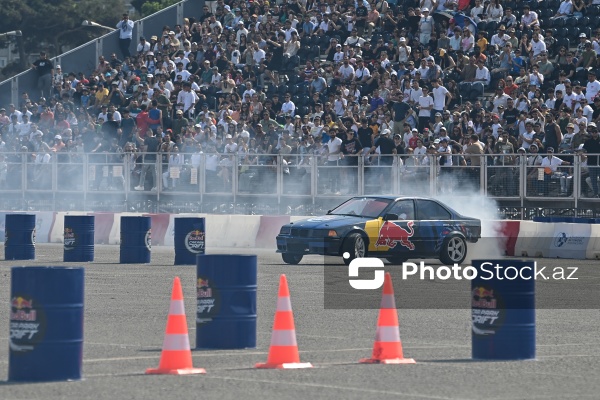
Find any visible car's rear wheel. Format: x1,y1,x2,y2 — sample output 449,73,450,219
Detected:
439,236,467,265
343,233,367,265
386,257,408,265
282,253,303,265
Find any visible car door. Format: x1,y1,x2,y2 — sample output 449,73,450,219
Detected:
415,199,453,254
365,199,417,256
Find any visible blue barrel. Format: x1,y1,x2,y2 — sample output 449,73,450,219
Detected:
196,254,257,349
64,216,95,262
9,267,84,382
5,214,36,260
174,217,205,265
472,260,535,360
120,216,151,264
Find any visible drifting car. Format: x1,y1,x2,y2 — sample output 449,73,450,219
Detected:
276,196,481,265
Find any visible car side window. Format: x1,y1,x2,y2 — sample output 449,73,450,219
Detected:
387,200,415,220
416,200,451,220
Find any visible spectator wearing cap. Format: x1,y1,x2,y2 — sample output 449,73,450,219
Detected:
418,8,435,46
52,134,65,152
561,123,576,152
173,109,190,136
540,147,570,195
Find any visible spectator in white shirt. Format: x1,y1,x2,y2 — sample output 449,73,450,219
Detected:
338,59,355,82
280,93,296,117
137,37,151,55
586,70,600,102
520,5,539,32
551,0,573,20
529,33,546,58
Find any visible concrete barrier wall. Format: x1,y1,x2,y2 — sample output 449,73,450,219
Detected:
586,224,600,260
91,212,115,244
3,212,600,260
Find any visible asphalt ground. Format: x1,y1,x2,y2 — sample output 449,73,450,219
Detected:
0,244,599,400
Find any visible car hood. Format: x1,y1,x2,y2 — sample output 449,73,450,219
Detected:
289,215,371,230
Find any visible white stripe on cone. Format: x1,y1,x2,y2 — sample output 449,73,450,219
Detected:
270,329,298,346
375,326,401,343
276,296,292,311
380,294,396,309
169,299,185,315
162,333,192,350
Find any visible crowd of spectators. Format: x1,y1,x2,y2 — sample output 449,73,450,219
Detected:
1,0,600,197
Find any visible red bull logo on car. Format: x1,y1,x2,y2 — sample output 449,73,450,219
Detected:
375,221,415,250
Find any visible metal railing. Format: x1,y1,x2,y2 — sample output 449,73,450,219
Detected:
0,152,598,216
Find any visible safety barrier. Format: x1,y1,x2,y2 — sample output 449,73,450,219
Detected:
91,212,115,245
587,224,600,260
3,212,600,260
143,214,171,246
255,216,291,248
495,220,521,257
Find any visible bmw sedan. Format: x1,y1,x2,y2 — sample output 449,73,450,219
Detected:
276,196,481,265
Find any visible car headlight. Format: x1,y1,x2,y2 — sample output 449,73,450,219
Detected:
280,226,291,235
327,230,338,237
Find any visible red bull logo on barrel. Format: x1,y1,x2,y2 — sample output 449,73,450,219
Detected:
64,228,75,250
375,221,415,250
10,296,36,321
472,287,497,309
185,230,205,254
10,295,45,352
197,278,212,298
197,276,218,321
472,285,503,336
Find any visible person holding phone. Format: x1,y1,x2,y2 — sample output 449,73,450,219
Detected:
116,14,134,59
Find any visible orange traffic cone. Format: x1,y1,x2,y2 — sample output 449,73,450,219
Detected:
146,277,206,375
360,272,415,364
256,274,312,369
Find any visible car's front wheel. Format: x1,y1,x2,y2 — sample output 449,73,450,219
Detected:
282,253,303,265
342,233,367,265
439,236,467,264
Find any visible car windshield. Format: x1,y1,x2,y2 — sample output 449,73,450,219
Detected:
328,197,392,218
